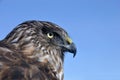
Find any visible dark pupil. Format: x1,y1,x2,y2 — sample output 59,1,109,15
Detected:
49,33,53,36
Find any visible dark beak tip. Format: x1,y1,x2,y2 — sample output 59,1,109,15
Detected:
72,48,77,58
73,51,76,58
64,42,77,57
68,43,77,58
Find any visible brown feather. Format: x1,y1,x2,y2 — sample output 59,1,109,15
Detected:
0,20,76,80
0,41,58,80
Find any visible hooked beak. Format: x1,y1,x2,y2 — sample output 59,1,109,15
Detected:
64,37,77,57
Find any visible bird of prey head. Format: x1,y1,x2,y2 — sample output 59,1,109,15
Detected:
0,20,77,80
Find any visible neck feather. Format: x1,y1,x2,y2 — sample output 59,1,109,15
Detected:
20,43,64,80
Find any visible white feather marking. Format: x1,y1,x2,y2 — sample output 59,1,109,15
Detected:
11,37,19,43
25,36,32,41
41,47,45,51
59,69,63,80
0,47,12,52
38,55,49,62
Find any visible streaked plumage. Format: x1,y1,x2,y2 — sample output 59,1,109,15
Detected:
0,20,76,80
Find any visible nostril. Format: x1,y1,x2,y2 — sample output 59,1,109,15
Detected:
67,40,71,45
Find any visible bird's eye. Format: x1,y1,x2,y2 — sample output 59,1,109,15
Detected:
47,32,54,38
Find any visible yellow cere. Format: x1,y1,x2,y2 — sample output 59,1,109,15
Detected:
66,37,72,44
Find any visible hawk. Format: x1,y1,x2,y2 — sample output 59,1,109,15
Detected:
0,20,76,80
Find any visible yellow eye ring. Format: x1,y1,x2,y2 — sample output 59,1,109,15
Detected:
47,33,54,38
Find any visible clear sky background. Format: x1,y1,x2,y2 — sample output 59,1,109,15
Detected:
0,0,120,80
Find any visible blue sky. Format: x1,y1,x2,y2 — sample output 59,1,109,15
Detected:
0,0,120,80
